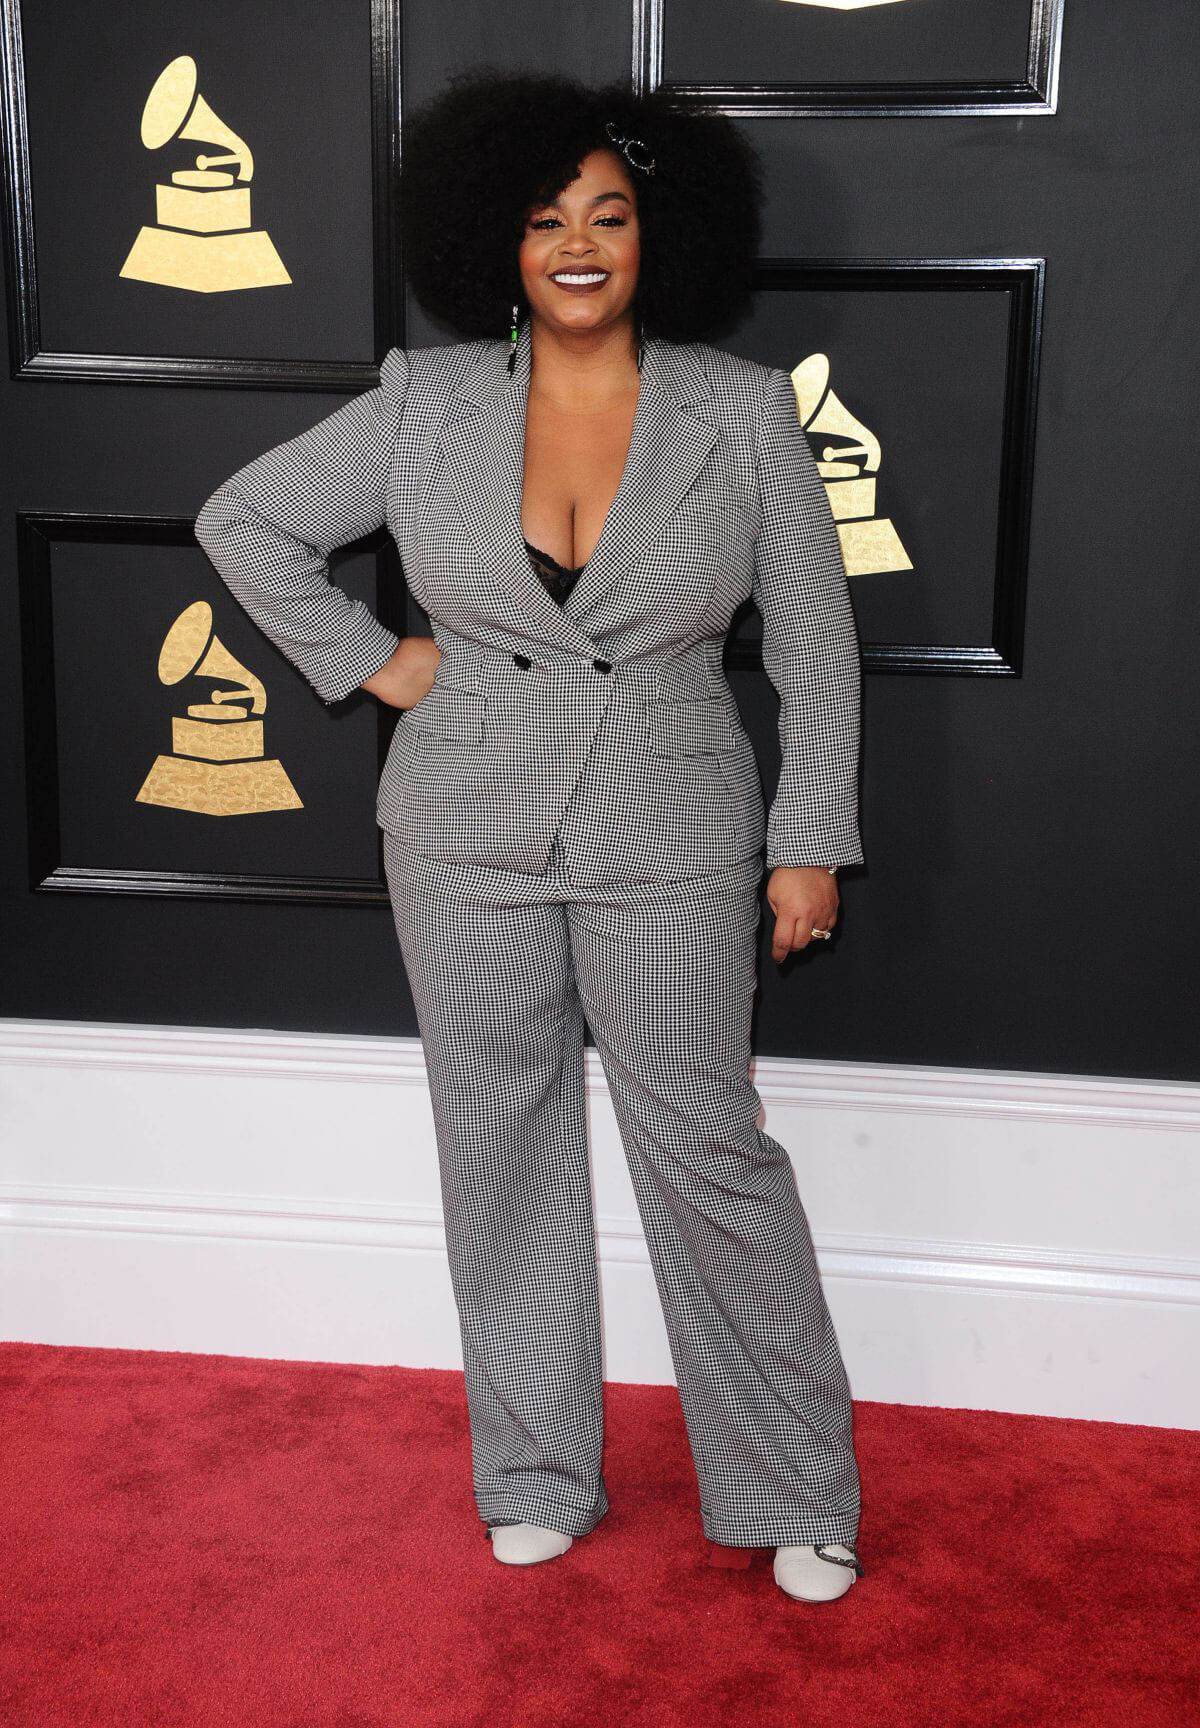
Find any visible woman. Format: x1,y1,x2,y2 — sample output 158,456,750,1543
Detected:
195,70,867,1604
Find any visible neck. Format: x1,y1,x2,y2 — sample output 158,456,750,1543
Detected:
527,315,641,406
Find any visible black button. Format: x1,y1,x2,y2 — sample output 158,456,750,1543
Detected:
513,653,532,669
593,658,612,673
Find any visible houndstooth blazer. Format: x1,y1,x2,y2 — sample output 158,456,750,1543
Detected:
194,324,865,882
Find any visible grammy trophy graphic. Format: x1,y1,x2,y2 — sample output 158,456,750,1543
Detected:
136,602,301,816
791,354,912,579
120,54,289,294
778,1,909,10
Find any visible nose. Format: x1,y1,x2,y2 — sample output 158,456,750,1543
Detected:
558,224,597,256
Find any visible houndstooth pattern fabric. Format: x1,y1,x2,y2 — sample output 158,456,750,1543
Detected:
195,328,866,1553
383,826,862,1549
194,323,864,880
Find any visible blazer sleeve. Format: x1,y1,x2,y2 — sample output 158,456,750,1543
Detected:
751,364,866,871
193,345,409,705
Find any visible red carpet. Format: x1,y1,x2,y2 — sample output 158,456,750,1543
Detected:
1,1341,1195,1727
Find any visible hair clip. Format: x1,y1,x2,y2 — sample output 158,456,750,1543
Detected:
605,120,656,177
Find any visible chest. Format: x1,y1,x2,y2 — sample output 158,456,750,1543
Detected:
520,392,639,569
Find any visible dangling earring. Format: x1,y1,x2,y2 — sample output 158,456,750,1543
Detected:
507,303,520,374
635,310,645,373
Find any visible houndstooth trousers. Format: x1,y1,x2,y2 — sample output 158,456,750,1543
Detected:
382,824,862,1552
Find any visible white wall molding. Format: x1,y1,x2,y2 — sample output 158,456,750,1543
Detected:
4,1179,1199,1309
3,1018,1198,1131
754,1059,1200,1132
2,1017,1197,1428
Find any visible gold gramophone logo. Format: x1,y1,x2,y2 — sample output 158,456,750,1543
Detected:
119,54,290,293
778,2,909,10
135,601,302,815
791,355,912,578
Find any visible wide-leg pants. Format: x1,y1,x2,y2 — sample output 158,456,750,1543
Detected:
382,827,862,1550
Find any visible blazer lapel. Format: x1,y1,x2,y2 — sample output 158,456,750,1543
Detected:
562,337,720,620
436,325,720,643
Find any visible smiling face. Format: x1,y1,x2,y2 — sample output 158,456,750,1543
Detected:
517,146,641,342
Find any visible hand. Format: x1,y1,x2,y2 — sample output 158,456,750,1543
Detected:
765,866,840,963
361,635,442,709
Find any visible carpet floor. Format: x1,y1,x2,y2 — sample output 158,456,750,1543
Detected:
1,1341,1195,1727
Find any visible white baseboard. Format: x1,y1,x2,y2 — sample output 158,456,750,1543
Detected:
2,1017,1197,1429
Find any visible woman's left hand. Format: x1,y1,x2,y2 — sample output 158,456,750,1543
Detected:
765,867,840,963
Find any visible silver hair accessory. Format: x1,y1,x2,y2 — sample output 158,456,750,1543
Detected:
605,120,656,176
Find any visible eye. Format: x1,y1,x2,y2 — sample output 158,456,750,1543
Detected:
532,215,636,233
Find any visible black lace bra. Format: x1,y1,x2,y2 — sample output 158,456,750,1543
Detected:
524,538,585,604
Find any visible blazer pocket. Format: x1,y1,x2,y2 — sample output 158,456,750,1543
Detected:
406,683,488,742
644,698,738,756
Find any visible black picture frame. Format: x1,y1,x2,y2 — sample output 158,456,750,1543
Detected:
726,256,1044,677
633,0,1065,117
0,0,403,388
17,509,416,904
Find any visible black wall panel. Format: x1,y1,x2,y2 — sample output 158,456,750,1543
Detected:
2,1,1197,1081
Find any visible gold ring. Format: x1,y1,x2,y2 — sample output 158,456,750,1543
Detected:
810,927,832,940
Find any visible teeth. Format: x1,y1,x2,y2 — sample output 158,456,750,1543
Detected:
551,272,608,284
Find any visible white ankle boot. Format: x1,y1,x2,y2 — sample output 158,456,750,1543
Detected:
773,1542,863,1602
488,1522,574,1565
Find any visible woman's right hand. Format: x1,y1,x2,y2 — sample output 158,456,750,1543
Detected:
361,635,442,709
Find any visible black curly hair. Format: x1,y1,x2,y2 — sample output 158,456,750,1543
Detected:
399,67,763,345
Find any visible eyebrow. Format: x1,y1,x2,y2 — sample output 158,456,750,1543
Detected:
535,190,633,211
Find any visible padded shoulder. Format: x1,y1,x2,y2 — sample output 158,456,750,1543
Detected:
403,338,491,390
689,339,776,402
378,344,410,405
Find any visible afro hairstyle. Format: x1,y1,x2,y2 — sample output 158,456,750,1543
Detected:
399,67,763,344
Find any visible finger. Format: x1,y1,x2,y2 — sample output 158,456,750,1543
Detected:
813,895,838,934
772,910,800,962
770,912,787,962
